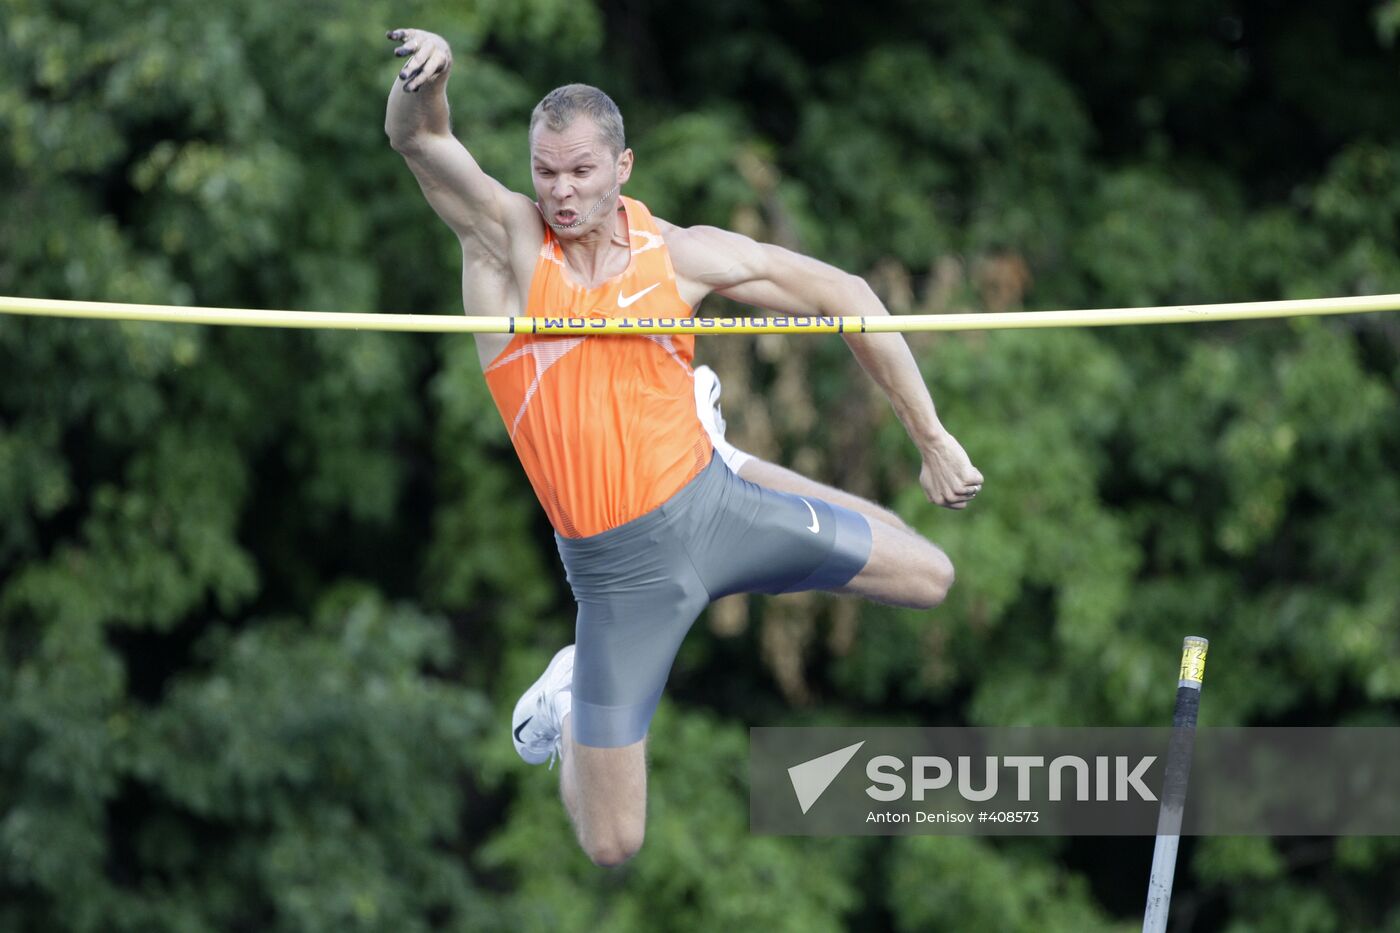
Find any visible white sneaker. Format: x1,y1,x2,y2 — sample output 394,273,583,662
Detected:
693,365,752,473
511,645,574,768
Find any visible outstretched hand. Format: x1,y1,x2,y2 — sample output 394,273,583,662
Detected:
919,432,984,510
386,28,453,93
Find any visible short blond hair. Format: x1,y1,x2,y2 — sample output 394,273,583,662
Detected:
529,84,626,155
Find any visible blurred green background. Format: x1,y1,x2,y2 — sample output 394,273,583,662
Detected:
3,0,1400,929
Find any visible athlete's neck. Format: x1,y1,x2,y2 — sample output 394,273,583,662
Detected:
554,202,631,289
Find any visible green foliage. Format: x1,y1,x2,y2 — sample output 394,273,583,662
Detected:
476,704,859,933
888,836,1131,932
3,0,1400,928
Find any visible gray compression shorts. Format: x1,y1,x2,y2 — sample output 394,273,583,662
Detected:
555,452,873,748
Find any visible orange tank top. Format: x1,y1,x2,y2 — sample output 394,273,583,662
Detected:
483,196,712,538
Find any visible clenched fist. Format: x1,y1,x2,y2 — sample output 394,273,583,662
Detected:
919,432,984,510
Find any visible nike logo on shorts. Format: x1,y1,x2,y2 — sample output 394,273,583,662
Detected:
800,497,820,534
513,716,533,742
617,283,659,308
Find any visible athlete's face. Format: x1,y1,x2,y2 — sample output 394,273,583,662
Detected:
530,119,633,238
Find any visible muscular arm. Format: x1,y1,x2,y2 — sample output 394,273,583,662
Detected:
666,224,983,507
383,29,538,264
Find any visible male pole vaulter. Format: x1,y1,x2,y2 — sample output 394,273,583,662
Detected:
385,28,983,868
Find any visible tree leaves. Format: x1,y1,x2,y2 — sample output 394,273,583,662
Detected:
3,0,1399,928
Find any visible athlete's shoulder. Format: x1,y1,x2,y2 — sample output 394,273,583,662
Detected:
652,217,726,252
653,220,764,288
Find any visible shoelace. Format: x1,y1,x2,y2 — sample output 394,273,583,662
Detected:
535,688,568,771
547,687,572,770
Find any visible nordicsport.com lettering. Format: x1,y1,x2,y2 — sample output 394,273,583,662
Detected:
532,315,845,330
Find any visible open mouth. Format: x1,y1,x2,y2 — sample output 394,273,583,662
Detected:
553,209,579,227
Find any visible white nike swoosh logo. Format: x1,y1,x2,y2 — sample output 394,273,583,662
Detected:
800,497,820,534
617,283,659,308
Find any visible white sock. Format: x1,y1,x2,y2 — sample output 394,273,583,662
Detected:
694,365,753,474
709,432,752,474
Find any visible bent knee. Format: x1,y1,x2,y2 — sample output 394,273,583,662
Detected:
917,550,955,609
583,827,645,868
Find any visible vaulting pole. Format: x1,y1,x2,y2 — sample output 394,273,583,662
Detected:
1142,636,1209,933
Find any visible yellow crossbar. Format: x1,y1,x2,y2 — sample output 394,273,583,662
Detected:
2,293,1397,334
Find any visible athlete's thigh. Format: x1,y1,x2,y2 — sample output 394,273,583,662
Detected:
571,578,708,748
696,469,871,598
831,512,952,609
570,733,648,809
564,722,647,850
737,457,912,533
